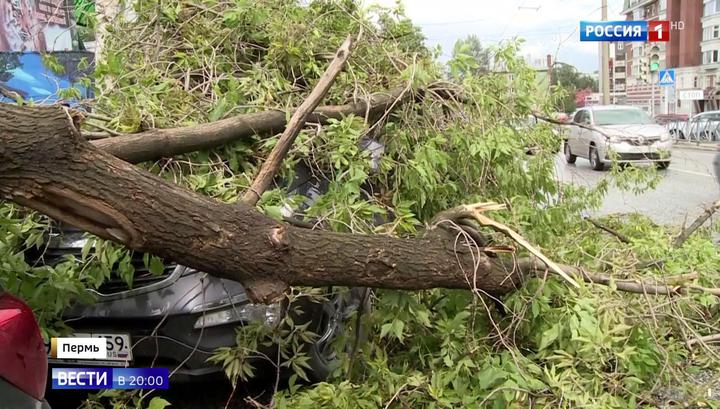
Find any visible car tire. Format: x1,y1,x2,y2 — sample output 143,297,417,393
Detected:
589,146,604,171
564,142,577,164
703,130,718,141
303,288,371,381
656,161,670,170
669,129,684,140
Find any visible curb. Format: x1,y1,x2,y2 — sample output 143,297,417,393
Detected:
673,142,718,152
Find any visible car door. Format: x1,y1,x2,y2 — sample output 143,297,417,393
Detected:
571,109,590,157
570,110,583,154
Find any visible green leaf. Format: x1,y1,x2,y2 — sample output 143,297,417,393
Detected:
539,324,560,350
149,256,165,275
476,366,504,388
147,397,171,409
209,98,228,122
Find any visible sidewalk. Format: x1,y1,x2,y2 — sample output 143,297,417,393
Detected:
673,140,719,152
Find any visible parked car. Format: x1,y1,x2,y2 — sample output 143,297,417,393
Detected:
26,158,374,384
0,292,51,408
564,105,672,170
665,111,720,141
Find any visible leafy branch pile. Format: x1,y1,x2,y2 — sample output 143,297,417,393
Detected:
1,0,719,408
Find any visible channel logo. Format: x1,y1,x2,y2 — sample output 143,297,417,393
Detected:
52,368,169,390
580,21,671,42
51,368,111,389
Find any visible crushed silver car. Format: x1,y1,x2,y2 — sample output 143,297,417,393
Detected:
27,159,374,383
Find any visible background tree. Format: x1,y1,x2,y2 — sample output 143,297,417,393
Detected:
450,34,491,78
551,62,598,112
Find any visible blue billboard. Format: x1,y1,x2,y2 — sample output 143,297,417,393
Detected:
0,51,94,105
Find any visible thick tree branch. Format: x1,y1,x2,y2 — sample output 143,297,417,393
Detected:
88,80,458,165
91,88,410,164
242,34,355,205
521,259,720,297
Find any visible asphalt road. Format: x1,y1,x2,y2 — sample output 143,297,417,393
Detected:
556,145,720,226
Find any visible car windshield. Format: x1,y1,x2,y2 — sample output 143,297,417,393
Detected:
592,109,654,126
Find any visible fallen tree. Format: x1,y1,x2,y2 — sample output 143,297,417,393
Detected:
4,2,720,407
4,103,719,303
0,103,529,301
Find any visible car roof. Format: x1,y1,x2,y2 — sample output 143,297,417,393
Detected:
586,105,642,111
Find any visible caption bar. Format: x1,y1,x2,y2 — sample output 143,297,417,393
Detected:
51,368,169,390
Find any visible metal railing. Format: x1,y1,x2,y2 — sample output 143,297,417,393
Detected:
658,115,720,143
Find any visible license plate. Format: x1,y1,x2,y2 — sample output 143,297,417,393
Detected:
46,333,133,362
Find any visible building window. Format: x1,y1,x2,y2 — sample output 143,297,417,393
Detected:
703,50,720,64
702,26,720,40
705,0,720,16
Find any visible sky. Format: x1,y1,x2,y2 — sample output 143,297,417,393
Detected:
369,0,625,73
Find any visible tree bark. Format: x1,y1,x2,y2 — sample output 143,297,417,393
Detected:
0,104,522,302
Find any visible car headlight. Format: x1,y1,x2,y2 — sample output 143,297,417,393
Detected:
193,303,281,329
659,131,671,141
607,135,620,143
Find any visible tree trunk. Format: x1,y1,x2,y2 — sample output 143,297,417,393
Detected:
0,104,522,302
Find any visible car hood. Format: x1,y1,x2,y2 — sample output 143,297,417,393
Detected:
596,124,666,138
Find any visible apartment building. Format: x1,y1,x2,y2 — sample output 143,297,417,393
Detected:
611,42,627,103
697,0,720,112
621,0,702,114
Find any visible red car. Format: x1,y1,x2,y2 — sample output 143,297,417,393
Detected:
0,292,51,408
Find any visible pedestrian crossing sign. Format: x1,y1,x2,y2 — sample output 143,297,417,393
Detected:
658,69,675,86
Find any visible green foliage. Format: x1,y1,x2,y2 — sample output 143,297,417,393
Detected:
450,34,491,78
550,62,598,113
1,1,718,408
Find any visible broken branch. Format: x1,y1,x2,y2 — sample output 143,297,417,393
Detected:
673,200,720,248
432,202,580,288
242,34,355,205
585,217,631,244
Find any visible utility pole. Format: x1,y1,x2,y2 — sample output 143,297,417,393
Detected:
651,71,655,115
600,0,611,105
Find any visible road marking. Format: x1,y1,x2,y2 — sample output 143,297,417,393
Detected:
669,168,714,178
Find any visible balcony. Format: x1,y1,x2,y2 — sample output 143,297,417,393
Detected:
622,0,656,16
